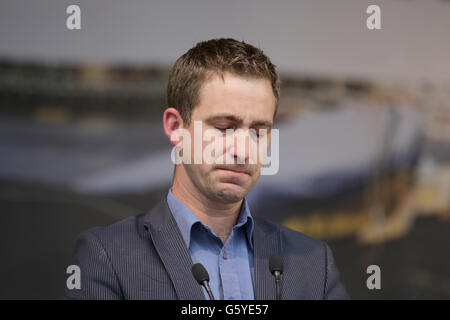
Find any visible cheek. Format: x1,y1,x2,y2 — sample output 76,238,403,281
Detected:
185,164,214,189
202,136,227,160
257,134,272,164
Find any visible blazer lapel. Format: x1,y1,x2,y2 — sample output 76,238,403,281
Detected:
143,196,205,300
253,217,282,300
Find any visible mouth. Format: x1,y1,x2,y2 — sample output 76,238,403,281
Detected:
215,166,251,178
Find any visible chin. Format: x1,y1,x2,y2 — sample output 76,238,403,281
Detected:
214,184,248,204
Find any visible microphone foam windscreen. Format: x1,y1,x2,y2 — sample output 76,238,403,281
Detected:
192,263,210,284
269,254,283,274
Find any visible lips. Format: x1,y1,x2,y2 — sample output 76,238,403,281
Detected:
215,166,251,176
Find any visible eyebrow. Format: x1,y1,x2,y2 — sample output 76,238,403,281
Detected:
204,114,273,128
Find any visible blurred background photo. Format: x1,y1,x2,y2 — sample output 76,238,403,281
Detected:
0,0,449,299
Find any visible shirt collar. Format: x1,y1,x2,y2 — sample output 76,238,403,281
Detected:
167,188,254,249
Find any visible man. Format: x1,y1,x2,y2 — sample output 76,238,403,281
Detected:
64,38,349,300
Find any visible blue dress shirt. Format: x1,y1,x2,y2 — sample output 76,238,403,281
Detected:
167,189,255,300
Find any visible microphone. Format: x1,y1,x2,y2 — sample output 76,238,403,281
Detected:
269,254,283,300
191,263,215,300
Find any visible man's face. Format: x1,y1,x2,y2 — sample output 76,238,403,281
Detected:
181,72,276,204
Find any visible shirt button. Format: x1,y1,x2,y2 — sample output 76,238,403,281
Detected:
223,252,228,259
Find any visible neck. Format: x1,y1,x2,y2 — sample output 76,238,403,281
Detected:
171,165,243,244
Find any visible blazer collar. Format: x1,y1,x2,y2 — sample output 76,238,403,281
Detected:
253,216,282,300
142,194,205,300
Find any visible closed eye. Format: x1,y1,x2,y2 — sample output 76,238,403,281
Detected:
250,128,269,138
214,126,234,133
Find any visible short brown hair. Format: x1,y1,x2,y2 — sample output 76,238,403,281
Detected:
167,38,280,125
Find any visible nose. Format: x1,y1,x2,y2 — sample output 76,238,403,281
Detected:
228,129,250,164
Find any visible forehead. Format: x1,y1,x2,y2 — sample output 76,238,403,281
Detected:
192,72,276,124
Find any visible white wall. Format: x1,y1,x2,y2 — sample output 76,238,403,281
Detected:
1,0,449,82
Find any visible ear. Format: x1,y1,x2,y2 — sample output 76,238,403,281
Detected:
163,107,184,147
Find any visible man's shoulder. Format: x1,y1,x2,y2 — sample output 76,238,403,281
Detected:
254,216,326,252
76,213,146,248
79,196,168,242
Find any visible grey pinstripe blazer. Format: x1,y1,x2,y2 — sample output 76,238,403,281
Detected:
63,194,349,300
